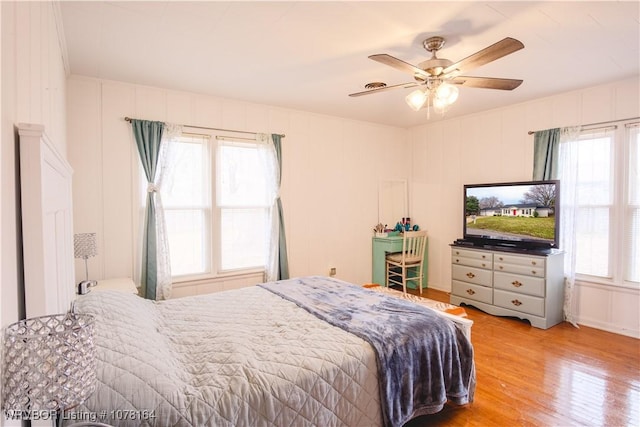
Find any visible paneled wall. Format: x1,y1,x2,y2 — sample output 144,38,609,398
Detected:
67,76,408,295
409,77,640,337
1,1,67,326
68,75,640,337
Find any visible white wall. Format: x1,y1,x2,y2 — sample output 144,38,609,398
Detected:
1,1,67,327
66,76,408,294
65,64,639,337
409,77,640,338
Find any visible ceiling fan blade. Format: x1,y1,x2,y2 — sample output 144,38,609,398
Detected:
450,76,523,90
369,54,428,79
442,37,524,75
349,81,419,97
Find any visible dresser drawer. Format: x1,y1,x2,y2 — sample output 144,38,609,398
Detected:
452,256,492,269
494,272,545,297
452,248,492,262
452,280,493,304
494,261,545,278
494,253,545,269
494,289,544,317
452,264,493,287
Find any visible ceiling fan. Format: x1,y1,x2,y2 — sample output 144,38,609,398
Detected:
349,36,524,115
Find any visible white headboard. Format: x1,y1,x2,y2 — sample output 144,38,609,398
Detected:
18,123,75,317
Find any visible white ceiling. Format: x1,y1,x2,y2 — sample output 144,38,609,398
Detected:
60,1,640,129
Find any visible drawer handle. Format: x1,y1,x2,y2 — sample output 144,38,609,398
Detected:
456,251,460,255
482,255,486,259
531,261,537,266
499,266,503,270
499,257,504,261
466,289,476,295
482,263,486,267
531,270,537,275
511,280,523,287
511,299,522,306
456,259,460,263
466,272,475,279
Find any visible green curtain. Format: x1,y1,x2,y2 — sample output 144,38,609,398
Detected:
532,128,561,180
131,119,165,300
272,134,290,280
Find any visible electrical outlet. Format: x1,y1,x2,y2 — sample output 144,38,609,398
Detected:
329,267,337,276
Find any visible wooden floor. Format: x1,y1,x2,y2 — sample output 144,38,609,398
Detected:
398,287,640,427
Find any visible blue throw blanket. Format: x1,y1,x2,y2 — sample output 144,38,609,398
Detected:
259,276,475,427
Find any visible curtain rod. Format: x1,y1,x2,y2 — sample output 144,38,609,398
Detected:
527,117,639,135
124,117,285,138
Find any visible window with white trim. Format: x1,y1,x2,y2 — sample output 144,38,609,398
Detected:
217,139,270,271
161,134,211,277
569,120,639,286
159,134,270,280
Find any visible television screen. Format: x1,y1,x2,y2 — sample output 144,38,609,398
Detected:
463,180,560,250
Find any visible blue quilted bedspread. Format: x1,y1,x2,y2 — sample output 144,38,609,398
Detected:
259,276,475,427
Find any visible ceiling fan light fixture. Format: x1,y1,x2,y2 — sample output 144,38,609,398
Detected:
435,83,459,106
405,89,428,111
432,96,449,111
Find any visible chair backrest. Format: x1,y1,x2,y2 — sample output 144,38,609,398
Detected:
401,230,428,262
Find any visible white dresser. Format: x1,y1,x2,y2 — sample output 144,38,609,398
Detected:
449,245,565,329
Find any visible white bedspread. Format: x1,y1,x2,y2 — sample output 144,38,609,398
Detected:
72,287,382,427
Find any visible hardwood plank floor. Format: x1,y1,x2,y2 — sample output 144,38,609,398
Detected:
398,287,640,427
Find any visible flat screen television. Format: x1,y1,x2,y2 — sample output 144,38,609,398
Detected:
461,180,560,251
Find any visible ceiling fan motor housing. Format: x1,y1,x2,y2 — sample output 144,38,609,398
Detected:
417,58,454,78
419,36,454,77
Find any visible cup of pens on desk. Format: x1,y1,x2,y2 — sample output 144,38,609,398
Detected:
373,223,387,238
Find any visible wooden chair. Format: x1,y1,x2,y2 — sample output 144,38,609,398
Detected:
385,230,428,294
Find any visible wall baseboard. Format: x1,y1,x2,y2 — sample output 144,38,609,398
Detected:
575,317,640,339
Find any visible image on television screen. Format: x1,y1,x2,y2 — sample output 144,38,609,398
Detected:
464,182,557,245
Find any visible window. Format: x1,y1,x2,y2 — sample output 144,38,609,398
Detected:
217,139,271,271
159,134,272,280
566,121,639,286
161,135,211,277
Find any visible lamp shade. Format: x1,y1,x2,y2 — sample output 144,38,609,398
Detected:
74,233,97,259
405,89,428,111
435,83,459,106
1,313,96,415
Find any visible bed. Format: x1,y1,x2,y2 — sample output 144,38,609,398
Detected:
70,276,474,427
